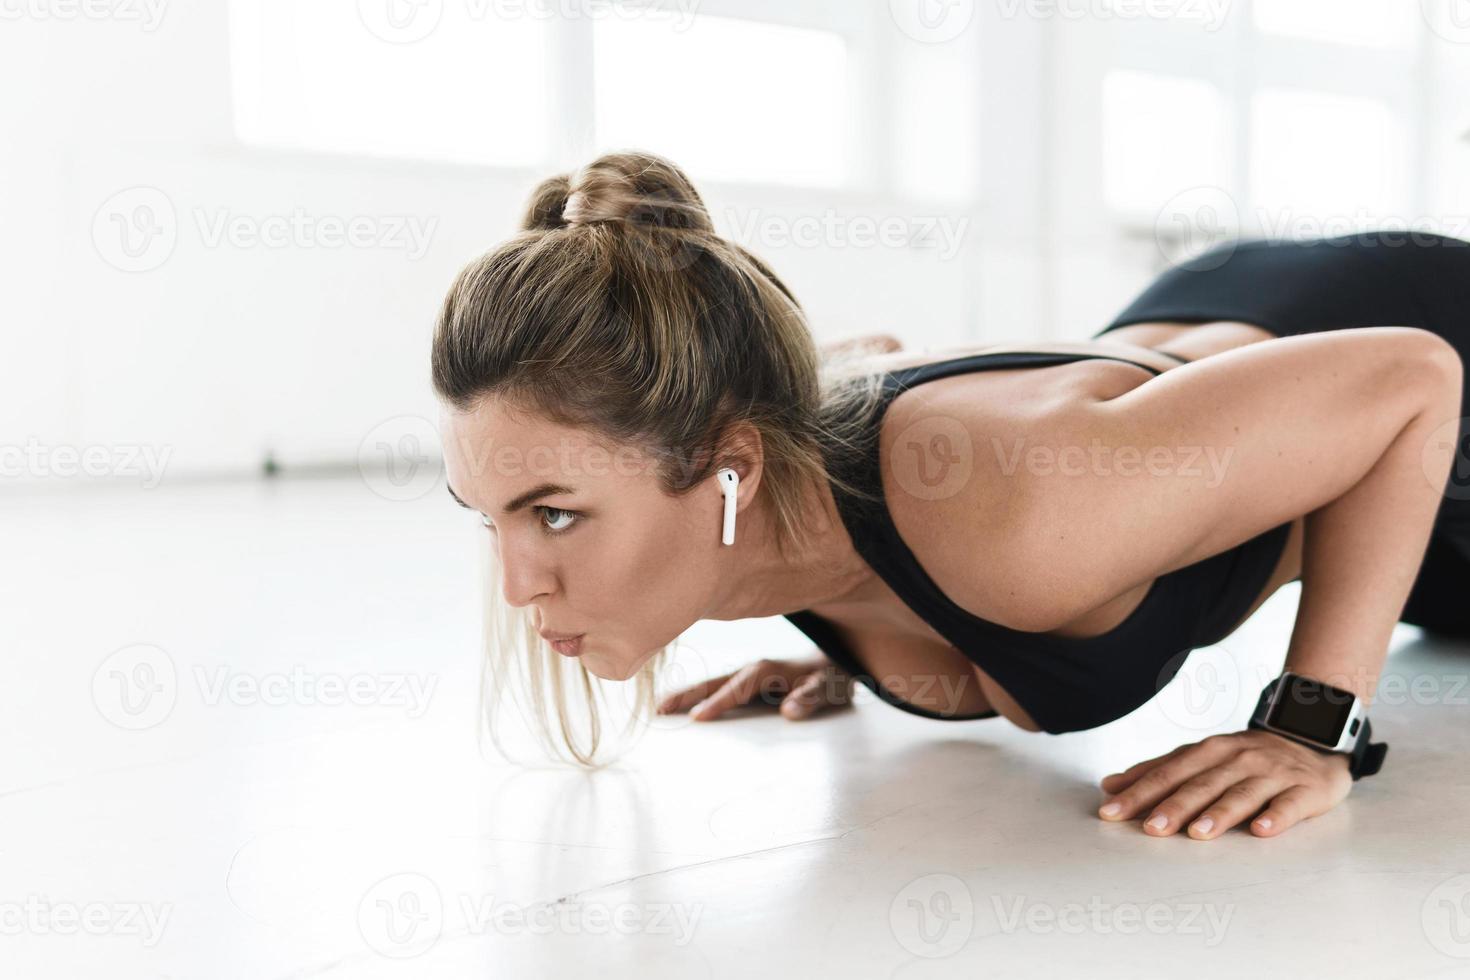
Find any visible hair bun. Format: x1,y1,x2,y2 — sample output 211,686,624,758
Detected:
520,151,715,235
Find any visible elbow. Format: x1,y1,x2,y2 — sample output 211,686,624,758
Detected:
1392,326,1462,386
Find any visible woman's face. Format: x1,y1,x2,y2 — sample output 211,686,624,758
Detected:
441,397,736,682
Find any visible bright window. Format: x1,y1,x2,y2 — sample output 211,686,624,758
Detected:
229,0,549,166
593,15,849,188
1101,70,1228,215
1250,89,1409,224
1252,0,1418,49
893,42,979,204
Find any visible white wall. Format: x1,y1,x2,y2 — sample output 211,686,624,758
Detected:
3,1,1465,486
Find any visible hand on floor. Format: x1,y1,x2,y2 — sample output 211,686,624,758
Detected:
656,655,855,722
1094,729,1353,839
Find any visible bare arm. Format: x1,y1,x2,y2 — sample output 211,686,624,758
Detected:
1063,326,1463,840
1282,347,1462,702
1002,326,1462,634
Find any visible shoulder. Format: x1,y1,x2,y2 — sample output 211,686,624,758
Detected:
877,368,1084,633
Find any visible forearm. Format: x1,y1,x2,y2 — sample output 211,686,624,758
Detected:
1283,360,1462,704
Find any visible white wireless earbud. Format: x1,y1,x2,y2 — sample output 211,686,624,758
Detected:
717,467,739,546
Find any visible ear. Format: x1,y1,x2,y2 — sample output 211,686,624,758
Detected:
715,422,765,511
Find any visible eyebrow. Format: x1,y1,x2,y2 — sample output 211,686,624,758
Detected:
446,482,576,515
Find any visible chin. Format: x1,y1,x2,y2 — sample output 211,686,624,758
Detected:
580,649,647,683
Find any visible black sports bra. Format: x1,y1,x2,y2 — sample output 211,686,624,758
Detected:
783,348,1293,734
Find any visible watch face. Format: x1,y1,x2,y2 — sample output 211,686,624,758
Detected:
1268,675,1354,744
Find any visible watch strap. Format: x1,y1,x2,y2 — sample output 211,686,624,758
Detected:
1247,675,1388,781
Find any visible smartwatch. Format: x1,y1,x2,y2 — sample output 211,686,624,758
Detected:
1247,672,1388,780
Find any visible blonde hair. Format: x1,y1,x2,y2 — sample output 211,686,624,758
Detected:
431,150,889,767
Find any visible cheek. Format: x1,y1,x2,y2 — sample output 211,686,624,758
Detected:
583,510,710,617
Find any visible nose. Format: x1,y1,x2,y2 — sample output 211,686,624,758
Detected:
495,534,556,608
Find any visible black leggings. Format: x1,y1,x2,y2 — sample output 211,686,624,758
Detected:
1094,231,1470,637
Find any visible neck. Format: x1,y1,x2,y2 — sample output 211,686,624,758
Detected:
703,478,876,622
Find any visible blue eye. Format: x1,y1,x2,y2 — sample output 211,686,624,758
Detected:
537,506,578,534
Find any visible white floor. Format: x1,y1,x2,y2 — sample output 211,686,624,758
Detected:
8,475,1470,978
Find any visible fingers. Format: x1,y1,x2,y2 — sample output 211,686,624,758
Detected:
680,660,795,722
1098,735,1232,798
1096,737,1238,823
655,657,849,723
1098,729,1354,840
655,673,734,716
1098,744,1188,794
1248,784,1321,838
780,667,852,720
1184,776,1287,840
1120,761,1253,836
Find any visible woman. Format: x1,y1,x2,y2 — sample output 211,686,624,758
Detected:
433,150,1469,841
